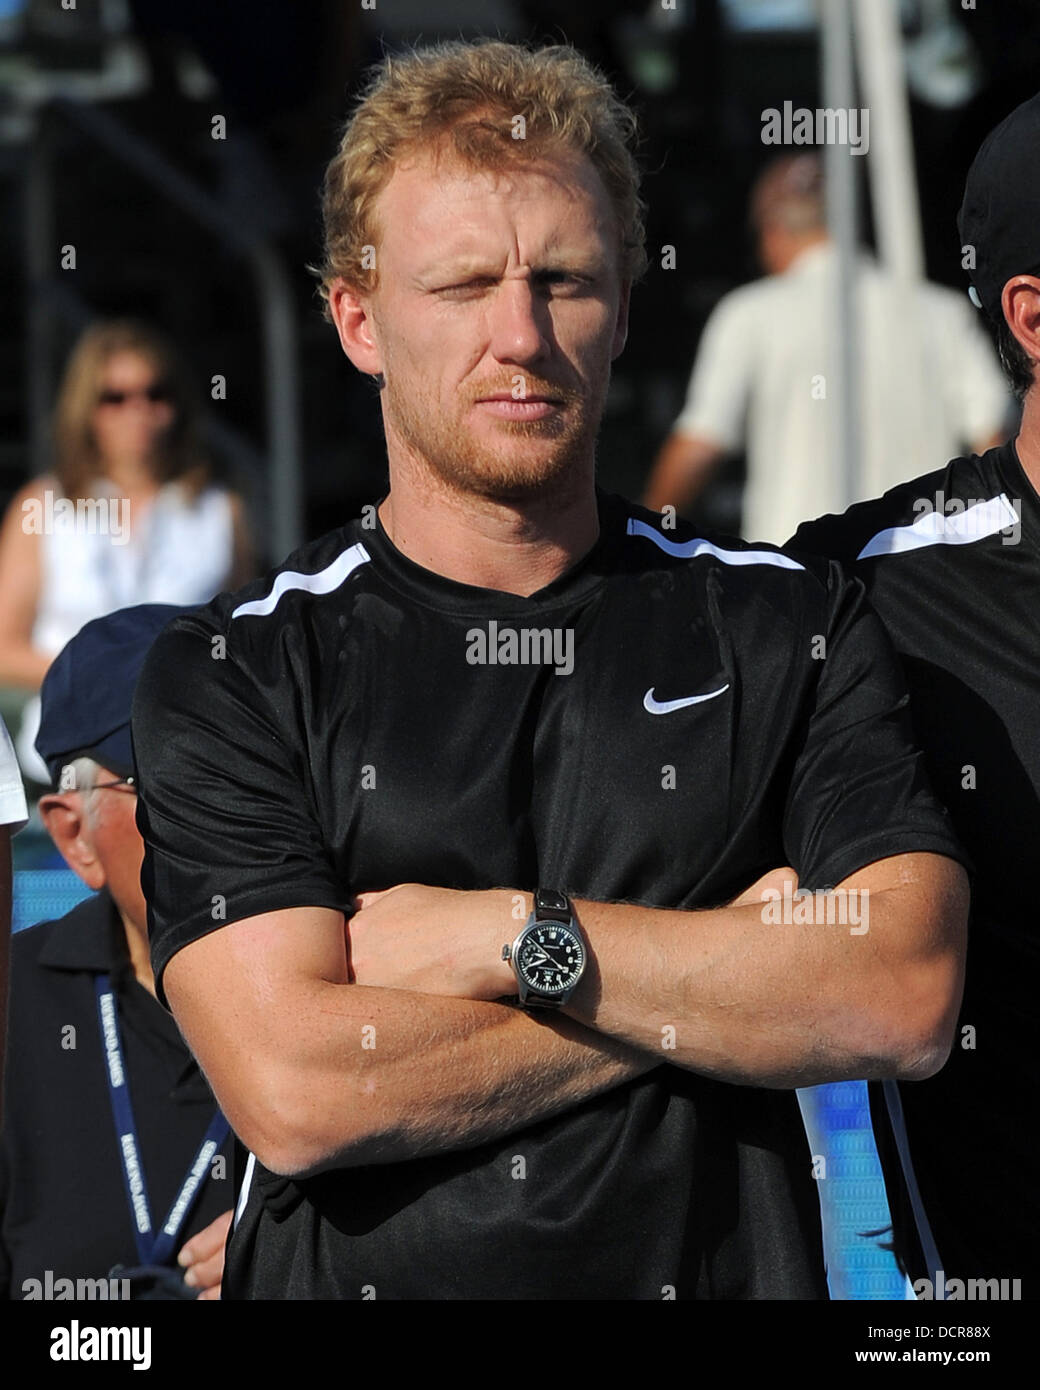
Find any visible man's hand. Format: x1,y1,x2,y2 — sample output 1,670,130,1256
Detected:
349,884,517,998
727,866,798,908
177,1209,233,1301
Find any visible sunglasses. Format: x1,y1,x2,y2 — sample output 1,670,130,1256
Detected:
97,383,172,407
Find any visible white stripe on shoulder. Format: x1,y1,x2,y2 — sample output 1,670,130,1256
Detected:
232,542,371,619
857,493,1018,561
626,517,805,570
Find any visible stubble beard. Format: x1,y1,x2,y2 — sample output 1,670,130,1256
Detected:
381,369,608,505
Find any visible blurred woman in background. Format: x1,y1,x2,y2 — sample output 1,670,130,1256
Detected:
0,320,254,782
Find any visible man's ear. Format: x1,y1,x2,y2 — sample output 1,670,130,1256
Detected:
1001,275,1040,368
327,277,385,379
38,795,103,890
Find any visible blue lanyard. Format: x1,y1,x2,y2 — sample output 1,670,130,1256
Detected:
96,973,230,1266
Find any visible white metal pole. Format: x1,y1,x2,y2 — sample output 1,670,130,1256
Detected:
853,0,924,283
853,0,935,485
822,0,860,513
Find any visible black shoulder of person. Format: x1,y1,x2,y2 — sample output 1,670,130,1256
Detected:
784,440,1040,1291
785,464,952,562
784,445,1025,565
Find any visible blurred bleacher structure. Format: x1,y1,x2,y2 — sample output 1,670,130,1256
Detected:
5,0,1040,544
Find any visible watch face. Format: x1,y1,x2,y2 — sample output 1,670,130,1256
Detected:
517,922,585,995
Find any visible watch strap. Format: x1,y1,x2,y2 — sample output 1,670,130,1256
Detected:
533,886,571,922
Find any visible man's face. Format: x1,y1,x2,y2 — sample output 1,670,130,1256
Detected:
337,144,630,503
82,769,147,934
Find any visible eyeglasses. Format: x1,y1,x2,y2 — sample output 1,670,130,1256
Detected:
93,776,137,794
96,384,172,407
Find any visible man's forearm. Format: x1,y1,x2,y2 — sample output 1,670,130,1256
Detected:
349,858,968,1091
164,910,659,1182
555,856,967,1087
295,987,657,1177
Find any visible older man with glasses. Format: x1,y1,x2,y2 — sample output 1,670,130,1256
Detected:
0,604,233,1301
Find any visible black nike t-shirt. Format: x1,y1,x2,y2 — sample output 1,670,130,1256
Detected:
132,488,963,1300
790,441,1039,1294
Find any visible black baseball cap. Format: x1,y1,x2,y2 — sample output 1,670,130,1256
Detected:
958,92,1040,324
36,604,188,788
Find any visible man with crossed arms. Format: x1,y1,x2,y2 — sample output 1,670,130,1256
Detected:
133,39,968,1300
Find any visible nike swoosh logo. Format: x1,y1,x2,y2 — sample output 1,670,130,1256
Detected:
643,684,730,715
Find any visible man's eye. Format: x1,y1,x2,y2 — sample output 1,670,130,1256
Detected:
537,272,590,293
436,279,495,297
434,273,591,297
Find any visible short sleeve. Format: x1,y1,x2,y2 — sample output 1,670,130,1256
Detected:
673,291,755,451
0,715,27,830
781,565,967,888
132,612,349,1007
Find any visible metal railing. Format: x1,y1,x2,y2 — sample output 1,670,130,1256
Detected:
24,96,303,559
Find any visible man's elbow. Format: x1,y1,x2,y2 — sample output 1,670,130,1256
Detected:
860,861,968,1082
250,1133,339,1181
231,1061,385,1178
233,1089,338,1179
240,1114,348,1181
217,1073,319,1178
889,1019,956,1084
875,948,965,1083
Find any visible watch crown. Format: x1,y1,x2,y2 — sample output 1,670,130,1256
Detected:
501,944,511,961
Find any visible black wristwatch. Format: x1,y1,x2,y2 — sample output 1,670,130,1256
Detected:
502,888,587,1008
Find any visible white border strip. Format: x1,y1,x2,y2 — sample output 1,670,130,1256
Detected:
627,517,805,570
234,1151,256,1231
857,494,1018,561
232,543,371,619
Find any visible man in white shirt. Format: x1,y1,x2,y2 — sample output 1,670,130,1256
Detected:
643,154,1009,544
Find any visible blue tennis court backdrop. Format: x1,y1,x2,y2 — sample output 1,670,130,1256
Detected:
12,867,94,935
800,1082,906,1300
10,866,906,1301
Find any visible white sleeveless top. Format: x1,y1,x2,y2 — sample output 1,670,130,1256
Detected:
18,479,236,781
0,712,28,829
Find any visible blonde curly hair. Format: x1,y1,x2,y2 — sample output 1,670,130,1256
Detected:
316,38,647,309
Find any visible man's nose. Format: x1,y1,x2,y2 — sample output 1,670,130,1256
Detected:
487,279,550,365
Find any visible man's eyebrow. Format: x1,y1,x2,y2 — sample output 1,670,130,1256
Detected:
531,254,608,276
414,253,608,285
413,257,498,284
